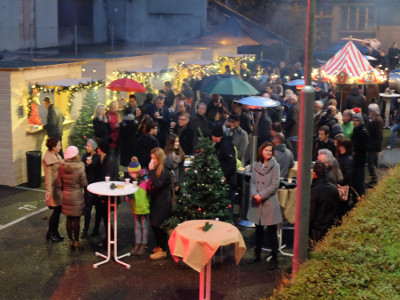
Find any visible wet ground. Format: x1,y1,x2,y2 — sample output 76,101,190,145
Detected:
0,183,294,300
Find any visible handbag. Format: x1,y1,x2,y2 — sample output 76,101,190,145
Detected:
337,184,349,201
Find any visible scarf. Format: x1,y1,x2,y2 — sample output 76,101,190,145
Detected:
274,143,286,153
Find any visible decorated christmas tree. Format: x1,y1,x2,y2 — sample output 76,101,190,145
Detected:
163,133,233,229
69,89,99,151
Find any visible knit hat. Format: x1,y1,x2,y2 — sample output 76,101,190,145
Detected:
128,157,141,174
352,107,361,114
87,139,98,150
97,139,110,154
332,124,343,137
352,113,364,124
64,146,79,160
211,126,224,138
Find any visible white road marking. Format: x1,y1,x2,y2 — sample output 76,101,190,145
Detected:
0,207,47,231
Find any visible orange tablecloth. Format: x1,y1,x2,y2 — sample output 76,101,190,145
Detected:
168,220,247,272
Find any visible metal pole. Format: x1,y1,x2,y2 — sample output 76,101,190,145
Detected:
74,25,78,56
30,24,33,58
111,25,114,51
292,0,315,275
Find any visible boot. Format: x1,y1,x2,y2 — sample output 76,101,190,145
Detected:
46,230,62,243
74,241,84,251
248,252,261,264
69,240,75,250
131,243,140,256
268,253,278,271
137,244,147,256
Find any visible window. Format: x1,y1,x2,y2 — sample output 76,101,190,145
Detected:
340,6,375,32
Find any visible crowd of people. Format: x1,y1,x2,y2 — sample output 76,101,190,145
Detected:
41,56,394,269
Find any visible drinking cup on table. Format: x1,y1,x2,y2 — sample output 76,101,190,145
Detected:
105,176,110,182
132,181,138,188
245,165,251,173
125,178,130,185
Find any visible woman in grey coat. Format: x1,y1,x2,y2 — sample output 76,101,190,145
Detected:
59,146,88,250
247,142,282,270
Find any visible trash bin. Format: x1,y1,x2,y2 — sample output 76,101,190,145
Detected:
26,150,42,188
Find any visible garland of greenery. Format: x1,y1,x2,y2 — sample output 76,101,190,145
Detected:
27,80,105,117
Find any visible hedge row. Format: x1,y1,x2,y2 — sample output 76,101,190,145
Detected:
271,166,400,299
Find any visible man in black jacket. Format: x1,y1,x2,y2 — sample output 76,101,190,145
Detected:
43,97,65,155
351,113,369,197
134,121,160,169
212,126,237,214
309,161,340,246
191,102,211,137
344,86,368,113
367,104,384,188
173,112,197,155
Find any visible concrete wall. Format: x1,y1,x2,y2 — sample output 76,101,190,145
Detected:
0,72,14,186
125,0,207,45
35,0,58,48
0,0,19,51
93,0,108,44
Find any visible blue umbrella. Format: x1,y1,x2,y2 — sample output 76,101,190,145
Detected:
237,96,280,108
284,79,316,86
201,77,259,95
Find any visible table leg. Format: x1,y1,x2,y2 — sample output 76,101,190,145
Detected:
93,196,131,269
385,98,391,128
199,261,211,300
112,197,131,268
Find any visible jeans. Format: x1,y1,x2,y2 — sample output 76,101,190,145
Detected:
390,123,400,147
133,214,149,244
254,224,278,256
367,151,379,184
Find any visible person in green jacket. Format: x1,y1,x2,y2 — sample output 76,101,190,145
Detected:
127,157,150,256
341,109,354,139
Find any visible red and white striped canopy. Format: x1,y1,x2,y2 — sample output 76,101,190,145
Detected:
321,41,372,78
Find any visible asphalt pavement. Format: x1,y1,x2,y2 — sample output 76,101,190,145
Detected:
1,138,399,300
0,182,294,300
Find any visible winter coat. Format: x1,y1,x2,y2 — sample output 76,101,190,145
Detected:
99,154,119,181
226,126,248,162
134,134,160,169
130,171,150,215
338,154,354,186
274,144,294,178
318,113,338,134
42,151,63,207
312,138,336,161
191,113,211,137
105,110,120,149
284,101,299,138
351,124,369,166
215,136,237,186
148,160,173,227
93,117,111,142
257,111,272,148
82,153,101,184
309,177,340,235
344,87,368,113
148,104,171,148
59,161,88,217
367,115,384,152
44,104,64,139
119,115,138,167
173,125,197,156
247,157,282,226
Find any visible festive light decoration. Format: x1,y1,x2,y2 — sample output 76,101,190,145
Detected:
27,80,105,117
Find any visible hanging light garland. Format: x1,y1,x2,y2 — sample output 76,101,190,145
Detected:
27,80,105,117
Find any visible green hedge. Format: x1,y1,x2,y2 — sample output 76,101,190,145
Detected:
271,165,400,299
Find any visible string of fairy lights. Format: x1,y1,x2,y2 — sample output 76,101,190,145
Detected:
27,80,105,117
113,55,256,91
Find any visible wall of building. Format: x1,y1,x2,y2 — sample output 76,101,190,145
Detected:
0,0,19,51
0,72,14,186
7,64,83,186
35,0,58,48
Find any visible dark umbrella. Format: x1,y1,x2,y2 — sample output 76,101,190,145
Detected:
201,77,259,95
257,59,276,69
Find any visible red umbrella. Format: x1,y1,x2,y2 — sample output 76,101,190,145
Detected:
106,78,146,93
